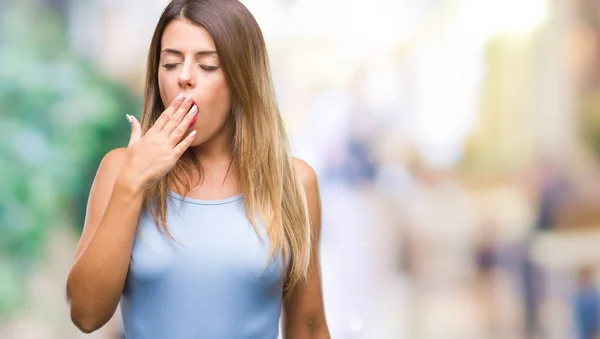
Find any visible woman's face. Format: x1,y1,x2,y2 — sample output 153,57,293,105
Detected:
158,18,232,146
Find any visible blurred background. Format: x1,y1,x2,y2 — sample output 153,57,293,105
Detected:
3,0,600,338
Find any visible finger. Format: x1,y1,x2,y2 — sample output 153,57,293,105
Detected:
149,93,185,133
161,94,194,136
172,130,197,158
168,104,198,144
127,114,142,147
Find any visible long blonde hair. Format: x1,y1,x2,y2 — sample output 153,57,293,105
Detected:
138,0,311,299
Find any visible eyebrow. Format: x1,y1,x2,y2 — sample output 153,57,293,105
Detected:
160,48,217,56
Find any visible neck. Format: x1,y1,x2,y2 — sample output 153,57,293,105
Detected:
190,125,233,167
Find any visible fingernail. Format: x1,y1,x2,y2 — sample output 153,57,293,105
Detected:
126,114,132,124
176,93,184,102
185,94,193,103
190,105,198,115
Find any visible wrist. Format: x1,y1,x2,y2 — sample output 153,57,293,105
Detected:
115,170,146,198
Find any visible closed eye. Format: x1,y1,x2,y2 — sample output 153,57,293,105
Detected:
161,64,217,71
161,63,179,70
200,65,219,71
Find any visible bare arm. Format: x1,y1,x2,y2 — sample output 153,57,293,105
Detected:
66,94,198,333
282,159,331,339
66,148,143,333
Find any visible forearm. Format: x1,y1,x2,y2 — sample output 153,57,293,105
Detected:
66,177,144,332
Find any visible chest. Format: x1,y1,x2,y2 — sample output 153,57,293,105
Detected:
127,197,285,288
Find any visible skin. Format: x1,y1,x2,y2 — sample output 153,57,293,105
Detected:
283,158,331,339
66,18,330,338
158,18,238,199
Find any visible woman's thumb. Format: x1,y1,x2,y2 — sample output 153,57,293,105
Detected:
126,114,142,147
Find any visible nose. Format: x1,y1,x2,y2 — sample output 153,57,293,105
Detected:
178,63,196,89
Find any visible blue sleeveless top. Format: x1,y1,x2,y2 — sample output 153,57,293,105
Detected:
120,191,286,339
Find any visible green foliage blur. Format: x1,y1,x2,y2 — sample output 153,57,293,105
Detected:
0,4,140,317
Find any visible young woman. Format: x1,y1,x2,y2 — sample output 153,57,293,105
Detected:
65,1,330,338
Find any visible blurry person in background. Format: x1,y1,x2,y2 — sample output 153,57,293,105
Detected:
323,134,377,186
573,266,600,339
535,159,570,233
522,158,571,338
474,221,501,337
64,1,330,338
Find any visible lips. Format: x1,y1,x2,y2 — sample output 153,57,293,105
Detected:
189,99,198,127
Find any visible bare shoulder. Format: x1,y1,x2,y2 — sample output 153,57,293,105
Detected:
99,147,128,173
292,157,318,189
92,147,129,194
72,147,128,260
